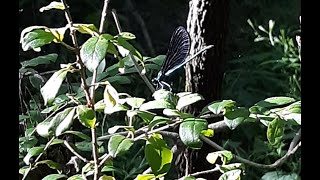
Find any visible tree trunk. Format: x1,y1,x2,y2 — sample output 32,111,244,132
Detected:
183,0,230,179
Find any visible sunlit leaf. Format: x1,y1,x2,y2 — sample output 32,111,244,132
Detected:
179,118,208,149
77,105,96,129
218,169,241,180
42,174,67,180
108,135,134,157
21,29,55,52
267,117,284,145
80,35,109,72
145,133,173,177
39,1,65,12
176,93,204,110
40,68,70,105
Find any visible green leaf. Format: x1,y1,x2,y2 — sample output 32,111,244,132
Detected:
73,24,99,36
80,36,109,72
99,175,115,180
51,107,76,136
104,82,119,112
105,76,131,84
49,27,68,43
249,105,270,115
75,141,92,152
21,53,58,67
97,59,106,74
176,93,204,110
35,160,62,171
163,109,193,119
256,97,296,108
206,151,233,165
108,135,134,157
148,116,171,129
218,169,241,180
118,32,136,40
179,118,208,149
108,125,133,134
51,139,64,145
224,107,250,130
216,163,244,173
136,110,156,124
136,174,156,180
39,1,65,12
105,104,128,115
208,100,236,114
67,174,83,180
201,129,214,137
77,105,96,129
140,100,174,111
261,171,300,180
152,89,174,101
42,174,67,180
126,97,146,109
62,131,91,141
116,37,142,60
144,55,165,66
40,68,69,105
36,121,52,138
29,75,44,90
23,146,44,165
267,118,284,145
145,134,173,177
21,29,54,52
19,115,30,121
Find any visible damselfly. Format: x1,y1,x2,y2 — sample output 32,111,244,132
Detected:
152,26,191,90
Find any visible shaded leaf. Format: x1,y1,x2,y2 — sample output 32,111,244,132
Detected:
136,110,156,124
23,146,44,165
75,141,92,152
21,53,58,67
224,107,250,130
62,130,91,141
261,171,300,180
35,160,62,171
149,116,171,129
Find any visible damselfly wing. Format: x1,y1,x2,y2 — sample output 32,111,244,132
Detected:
153,26,191,90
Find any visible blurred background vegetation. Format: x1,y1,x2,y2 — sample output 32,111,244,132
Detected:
19,0,301,179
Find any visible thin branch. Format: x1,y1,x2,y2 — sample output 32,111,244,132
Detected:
98,154,112,168
189,166,220,177
200,135,301,169
64,141,89,163
289,128,301,151
133,120,182,141
111,9,156,93
61,1,99,179
207,120,229,132
99,0,110,33
60,41,76,51
22,137,55,180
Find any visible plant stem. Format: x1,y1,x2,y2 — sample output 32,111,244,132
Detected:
61,1,100,179
111,9,156,93
63,141,89,163
200,135,301,169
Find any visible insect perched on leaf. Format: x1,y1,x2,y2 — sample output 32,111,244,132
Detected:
152,26,191,91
